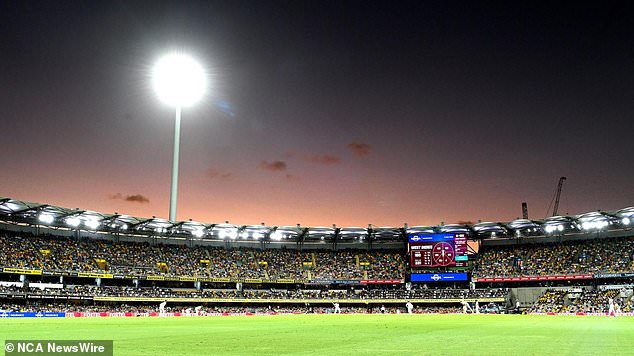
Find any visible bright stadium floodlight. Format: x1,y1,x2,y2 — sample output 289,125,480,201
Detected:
38,213,54,224
153,54,206,108
623,217,631,226
85,219,100,230
271,231,283,240
192,229,204,238
66,217,81,228
152,53,207,222
227,230,238,240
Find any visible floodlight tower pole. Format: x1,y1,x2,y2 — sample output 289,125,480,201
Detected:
169,106,182,222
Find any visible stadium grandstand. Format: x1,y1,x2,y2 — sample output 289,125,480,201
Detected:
0,197,633,316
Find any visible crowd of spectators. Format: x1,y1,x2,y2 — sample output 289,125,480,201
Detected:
0,284,507,302
358,287,507,300
307,250,405,280
473,237,634,278
527,290,567,313
0,233,405,280
204,248,257,279
4,231,634,284
254,249,310,280
361,253,405,280
527,288,634,314
0,235,42,270
310,251,363,279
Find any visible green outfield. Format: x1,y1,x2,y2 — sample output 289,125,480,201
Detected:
2,314,633,355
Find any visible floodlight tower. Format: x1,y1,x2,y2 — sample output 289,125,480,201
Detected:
152,53,206,221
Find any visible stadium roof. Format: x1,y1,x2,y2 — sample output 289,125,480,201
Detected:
0,197,632,242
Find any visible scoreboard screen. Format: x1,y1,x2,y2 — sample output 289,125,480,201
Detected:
408,233,468,268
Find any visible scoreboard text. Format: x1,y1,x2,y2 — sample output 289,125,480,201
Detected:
408,233,468,268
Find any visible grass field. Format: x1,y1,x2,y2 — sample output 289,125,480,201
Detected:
2,314,634,355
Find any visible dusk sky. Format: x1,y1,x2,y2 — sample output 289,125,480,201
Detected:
1,1,633,227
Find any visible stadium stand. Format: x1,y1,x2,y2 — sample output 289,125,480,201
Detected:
473,237,634,278
527,290,567,313
0,232,406,281
1,197,634,316
0,285,505,301
527,288,634,314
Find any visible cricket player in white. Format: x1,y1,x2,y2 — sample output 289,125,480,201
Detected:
159,300,167,316
608,298,615,317
461,300,473,314
406,301,414,314
195,305,203,316
475,301,480,314
333,302,341,314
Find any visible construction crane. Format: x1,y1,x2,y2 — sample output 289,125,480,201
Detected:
546,177,567,217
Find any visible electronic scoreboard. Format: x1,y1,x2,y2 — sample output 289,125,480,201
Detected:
408,233,468,268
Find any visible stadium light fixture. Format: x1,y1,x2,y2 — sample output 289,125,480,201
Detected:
623,217,631,226
227,230,238,240
152,53,207,222
252,232,263,240
85,219,100,230
192,229,204,238
240,231,249,239
271,231,283,240
66,217,81,228
582,220,608,230
38,213,54,224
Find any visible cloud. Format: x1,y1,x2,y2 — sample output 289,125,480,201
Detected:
285,174,300,181
207,168,233,180
259,160,287,172
347,142,372,157
108,193,150,204
125,194,150,203
305,154,341,165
